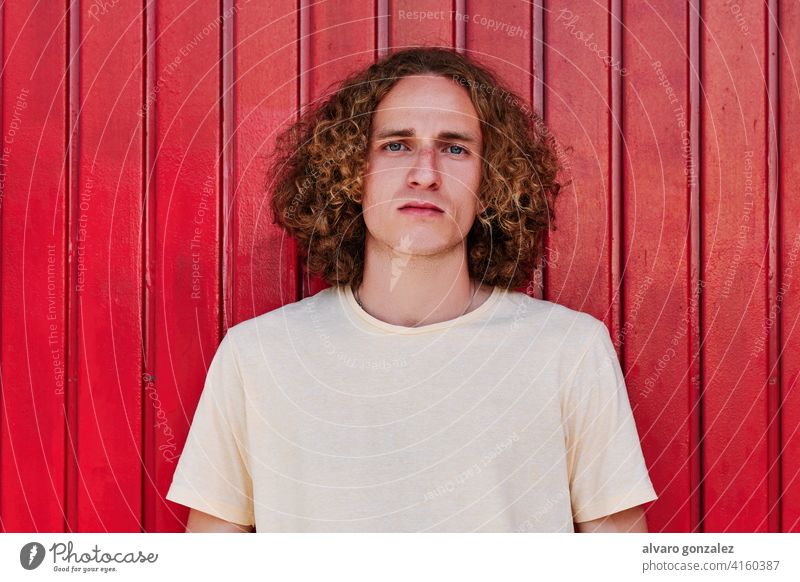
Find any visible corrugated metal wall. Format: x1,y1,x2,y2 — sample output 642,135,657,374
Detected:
1,0,797,533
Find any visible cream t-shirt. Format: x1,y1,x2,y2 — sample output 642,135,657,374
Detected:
166,284,657,532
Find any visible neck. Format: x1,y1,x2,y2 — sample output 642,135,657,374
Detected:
353,235,489,328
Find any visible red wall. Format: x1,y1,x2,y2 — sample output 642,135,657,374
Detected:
1,0,797,533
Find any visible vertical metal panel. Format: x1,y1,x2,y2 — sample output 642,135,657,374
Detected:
300,0,375,298
621,1,693,532
609,0,622,339
532,0,545,300
544,1,614,321
74,0,144,531
153,0,222,532
779,0,800,533
466,1,533,126
377,0,389,57
688,0,703,533
465,2,537,294
232,0,299,324
222,0,235,333
142,0,157,533
66,0,81,532
701,0,771,532
454,0,466,52
391,0,454,48
0,0,68,532
766,0,781,534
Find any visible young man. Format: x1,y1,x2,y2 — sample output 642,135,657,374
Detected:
166,47,657,533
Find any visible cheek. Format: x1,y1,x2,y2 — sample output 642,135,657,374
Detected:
360,203,383,241
456,203,479,235
468,160,483,192
361,166,379,208
362,170,384,210
361,177,391,230
449,162,482,208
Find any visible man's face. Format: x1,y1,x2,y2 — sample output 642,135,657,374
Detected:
362,74,484,257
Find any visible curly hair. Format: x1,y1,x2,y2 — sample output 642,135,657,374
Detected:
267,47,567,290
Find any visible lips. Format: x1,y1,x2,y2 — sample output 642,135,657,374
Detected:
399,200,444,212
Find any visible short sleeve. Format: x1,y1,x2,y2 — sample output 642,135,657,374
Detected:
166,332,255,527
562,318,658,523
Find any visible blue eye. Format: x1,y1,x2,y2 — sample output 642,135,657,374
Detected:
381,142,468,155
383,142,407,152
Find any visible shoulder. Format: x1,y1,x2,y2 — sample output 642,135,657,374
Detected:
499,288,608,344
221,286,340,347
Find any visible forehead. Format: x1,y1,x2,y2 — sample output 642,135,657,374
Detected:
370,75,480,136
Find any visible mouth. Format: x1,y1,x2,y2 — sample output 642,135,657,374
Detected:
399,200,444,215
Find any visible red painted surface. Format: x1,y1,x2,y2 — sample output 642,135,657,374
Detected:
73,0,145,533
621,0,695,533
780,0,800,534
0,0,796,533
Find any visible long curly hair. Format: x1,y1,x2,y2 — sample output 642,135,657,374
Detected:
267,47,567,290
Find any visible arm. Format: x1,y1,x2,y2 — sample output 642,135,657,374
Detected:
185,508,255,533
574,504,648,533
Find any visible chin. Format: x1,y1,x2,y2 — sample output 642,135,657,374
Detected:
390,235,461,257
367,226,462,255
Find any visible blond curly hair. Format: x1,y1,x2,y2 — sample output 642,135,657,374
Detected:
267,47,566,290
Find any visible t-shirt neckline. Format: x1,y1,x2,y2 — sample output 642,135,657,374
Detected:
340,283,502,335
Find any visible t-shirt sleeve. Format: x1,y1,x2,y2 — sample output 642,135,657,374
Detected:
165,331,255,527
562,317,658,524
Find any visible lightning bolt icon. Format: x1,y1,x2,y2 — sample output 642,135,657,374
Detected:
389,234,414,291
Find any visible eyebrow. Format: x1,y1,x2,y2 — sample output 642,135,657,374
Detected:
372,127,480,145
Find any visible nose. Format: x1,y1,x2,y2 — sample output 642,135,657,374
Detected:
406,145,441,190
